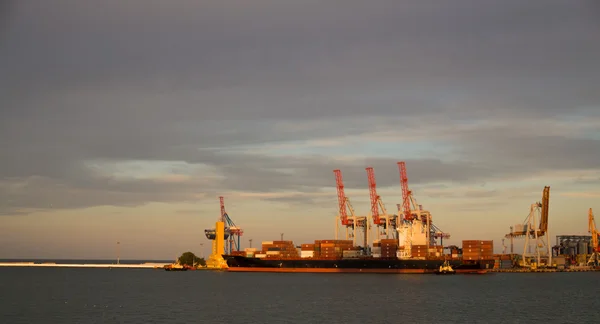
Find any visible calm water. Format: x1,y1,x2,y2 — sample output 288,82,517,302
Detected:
1,267,598,324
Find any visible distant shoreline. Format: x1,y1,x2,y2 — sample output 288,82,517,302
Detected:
0,259,174,269
0,259,174,264
0,260,171,269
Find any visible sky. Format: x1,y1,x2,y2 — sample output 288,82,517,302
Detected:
1,0,599,260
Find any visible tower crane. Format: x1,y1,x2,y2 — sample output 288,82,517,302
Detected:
504,186,551,268
587,208,599,266
366,167,397,240
334,169,368,248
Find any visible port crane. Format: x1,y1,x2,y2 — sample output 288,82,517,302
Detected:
205,196,243,254
366,167,396,240
587,208,599,266
204,196,233,269
334,169,368,248
396,161,450,259
505,186,551,268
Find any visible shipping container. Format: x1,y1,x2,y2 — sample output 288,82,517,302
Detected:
300,251,314,258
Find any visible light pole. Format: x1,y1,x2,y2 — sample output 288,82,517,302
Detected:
116,241,120,265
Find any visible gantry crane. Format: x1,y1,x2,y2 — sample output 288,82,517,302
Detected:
221,196,243,254
505,186,551,268
587,208,599,266
397,162,450,240
204,196,233,269
366,167,397,240
334,169,368,248
396,161,450,259
205,196,243,254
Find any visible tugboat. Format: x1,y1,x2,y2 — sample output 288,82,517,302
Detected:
163,259,189,271
435,260,456,275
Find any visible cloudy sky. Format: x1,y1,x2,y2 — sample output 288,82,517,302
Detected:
1,0,599,259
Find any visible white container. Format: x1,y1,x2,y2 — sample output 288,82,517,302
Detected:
266,251,280,255
255,254,266,258
300,251,314,258
372,253,381,258
245,248,258,252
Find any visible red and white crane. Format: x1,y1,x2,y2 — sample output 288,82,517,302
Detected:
334,169,368,247
366,166,395,239
395,161,450,258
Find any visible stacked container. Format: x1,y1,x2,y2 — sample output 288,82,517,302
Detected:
404,245,442,259
450,246,460,259
380,239,398,259
261,240,300,259
300,244,315,258
462,240,494,260
410,245,427,258
314,240,354,259
244,247,257,258
372,240,381,258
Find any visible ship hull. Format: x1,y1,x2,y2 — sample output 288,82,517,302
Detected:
223,255,493,274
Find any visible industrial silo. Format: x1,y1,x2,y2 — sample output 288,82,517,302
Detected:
568,240,578,256
578,240,589,255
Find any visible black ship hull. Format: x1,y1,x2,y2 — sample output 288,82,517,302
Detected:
223,255,493,274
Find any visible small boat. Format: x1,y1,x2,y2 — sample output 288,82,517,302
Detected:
164,261,189,271
435,260,456,275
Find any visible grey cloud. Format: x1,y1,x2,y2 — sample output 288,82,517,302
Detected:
3,0,600,120
1,0,600,215
456,129,600,172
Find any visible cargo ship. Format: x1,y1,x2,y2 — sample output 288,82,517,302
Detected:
223,254,493,274
223,239,495,274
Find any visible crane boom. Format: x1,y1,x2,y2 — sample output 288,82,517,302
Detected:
539,186,550,234
366,167,381,225
334,169,350,226
219,196,226,222
590,208,598,253
397,161,412,220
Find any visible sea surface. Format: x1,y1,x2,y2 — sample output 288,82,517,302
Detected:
1,264,598,324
